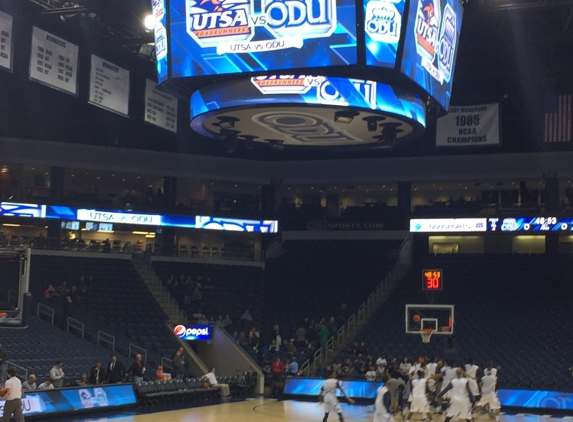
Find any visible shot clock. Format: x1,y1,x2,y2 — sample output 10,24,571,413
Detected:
422,269,443,291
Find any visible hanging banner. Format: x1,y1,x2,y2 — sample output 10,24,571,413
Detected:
0,11,14,72
144,79,178,133
88,55,130,117
29,27,79,96
436,103,500,147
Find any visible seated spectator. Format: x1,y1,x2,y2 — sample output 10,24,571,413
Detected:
399,357,411,377
44,285,57,298
202,367,230,397
270,357,285,381
225,314,233,328
198,314,209,324
286,340,296,355
77,285,89,303
22,374,37,391
56,281,69,297
365,365,377,381
294,325,307,349
350,341,360,355
75,373,89,387
192,285,202,302
232,331,240,343
216,315,225,328
287,358,299,376
269,339,277,352
332,360,342,372
238,331,249,346
37,379,54,390
356,341,368,355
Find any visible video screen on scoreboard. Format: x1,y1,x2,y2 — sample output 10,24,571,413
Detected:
399,0,463,111
364,0,405,68
166,0,357,77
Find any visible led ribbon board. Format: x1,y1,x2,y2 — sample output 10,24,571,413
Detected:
400,0,463,111
166,0,357,77
190,75,426,146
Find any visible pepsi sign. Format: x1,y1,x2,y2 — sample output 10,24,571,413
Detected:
174,324,211,340
400,0,463,111
164,0,356,77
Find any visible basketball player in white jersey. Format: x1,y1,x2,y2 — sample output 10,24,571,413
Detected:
406,370,431,422
433,360,457,414
320,371,355,422
374,375,394,422
474,369,501,422
437,368,474,422
464,358,480,399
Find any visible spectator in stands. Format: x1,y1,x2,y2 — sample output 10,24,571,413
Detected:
202,368,230,397
129,354,145,383
49,361,66,388
287,358,299,376
69,285,79,302
56,281,69,297
238,331,249,346
232,331,240,343
43,285,57,298
0,344,7,388
22,374,37,391
388,357,399,377
75,373,89,387
295,325,307,349
89,361,105,385
273,325,282,351
77,285,89,304
356,341,368,356
241,310,253,328
376,353,388,377
341,359,354,378
198,314,209,324
216,315,225,328
269,339,277,352
270,357,285,381
106,354,126,384
249,327,260,350
286,340,296,356
366,365,377,381
399,357,412,378
224,314,233,328
319,322,329,354
37,378,54,390
173,349,185,380
192,284,202,302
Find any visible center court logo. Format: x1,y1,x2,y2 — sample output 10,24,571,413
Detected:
174,324,211,340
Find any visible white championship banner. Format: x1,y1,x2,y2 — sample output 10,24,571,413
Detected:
29,27,79,95
436,103,500,147
0,11,14,72
89,55,130,117
144,79,178,132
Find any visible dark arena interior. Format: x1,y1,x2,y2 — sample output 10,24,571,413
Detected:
0,0,573,421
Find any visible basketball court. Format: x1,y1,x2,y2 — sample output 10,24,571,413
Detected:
37,398,567,422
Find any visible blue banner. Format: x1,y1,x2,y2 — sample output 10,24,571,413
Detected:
498,389,573,410
0,385,136,417
284,377,384,399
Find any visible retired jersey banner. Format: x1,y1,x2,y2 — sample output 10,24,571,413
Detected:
88,55,130,117
436,103,500,147
29,27,79,96
0,11,14,72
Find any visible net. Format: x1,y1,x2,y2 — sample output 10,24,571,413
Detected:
420,328,433,343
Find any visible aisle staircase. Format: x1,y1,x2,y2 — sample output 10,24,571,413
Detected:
301,235,413,375
131,254,187,325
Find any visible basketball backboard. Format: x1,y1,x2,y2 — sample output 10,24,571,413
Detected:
405,304,454,335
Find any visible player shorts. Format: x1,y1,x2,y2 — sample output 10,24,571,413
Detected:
410,397,430,413
446,398,472,420
373,412,394,422
477,393,501,410
323,398,342,414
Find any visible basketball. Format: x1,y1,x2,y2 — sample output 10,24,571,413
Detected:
413,314,421,323
0,388,7,398
202,382,209,389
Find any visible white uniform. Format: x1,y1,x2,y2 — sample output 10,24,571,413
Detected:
426,362,438,392
374,385,394,422
409,377,429,413
445,377,472,420
322,378,342,414
464,364,480,396
476,374,500,410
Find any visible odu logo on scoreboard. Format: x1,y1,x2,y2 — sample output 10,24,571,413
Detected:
185,0,336,49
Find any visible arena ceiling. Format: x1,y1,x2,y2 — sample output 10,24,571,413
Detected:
0,0,572,160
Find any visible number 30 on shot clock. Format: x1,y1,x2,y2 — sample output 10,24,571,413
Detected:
422,269,443,290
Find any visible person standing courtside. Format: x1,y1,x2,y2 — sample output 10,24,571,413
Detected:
0,367,25,422
49,361,65,388
106,354,126,383
0,344,8,388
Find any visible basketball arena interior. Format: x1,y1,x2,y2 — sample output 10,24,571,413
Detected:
0,0,573,421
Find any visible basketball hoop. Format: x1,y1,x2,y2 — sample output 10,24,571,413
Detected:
420,328,433,343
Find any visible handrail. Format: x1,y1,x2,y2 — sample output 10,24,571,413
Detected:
6,361,28,379
97,330,115,351
66,317,85,338
128,343,148,365
37,303,54,325
301,235,413,376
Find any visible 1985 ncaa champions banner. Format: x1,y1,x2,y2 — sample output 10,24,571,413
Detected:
436,103,500,147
